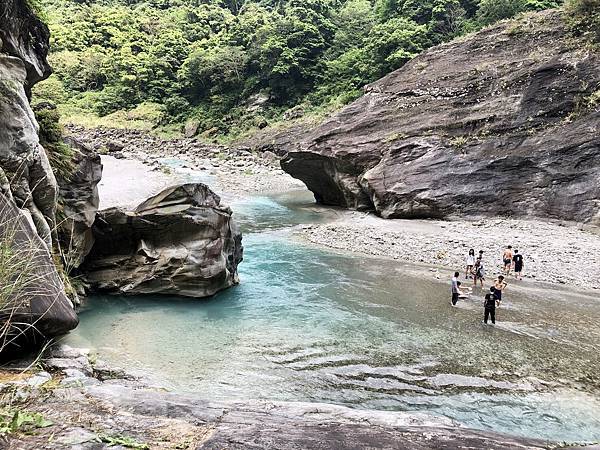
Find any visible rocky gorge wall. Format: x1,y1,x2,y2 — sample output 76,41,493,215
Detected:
279,10,600,225
0,0,80,352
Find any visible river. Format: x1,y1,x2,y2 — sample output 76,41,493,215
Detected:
66,189,600,444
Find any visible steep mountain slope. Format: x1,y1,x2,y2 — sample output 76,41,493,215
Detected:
280,10,600,225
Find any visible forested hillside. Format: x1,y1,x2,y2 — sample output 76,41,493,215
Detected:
35,0,564,139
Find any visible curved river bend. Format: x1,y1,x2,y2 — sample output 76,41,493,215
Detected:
67,190,600,444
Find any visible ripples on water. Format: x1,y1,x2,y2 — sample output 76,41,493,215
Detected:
67,191,600,443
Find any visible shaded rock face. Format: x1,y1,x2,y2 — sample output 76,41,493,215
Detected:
82,183,243,298
56,137,102,269
0,194,78,355
0,53,57,247
280,11,600,224
0,1,78,354
0,0,51,90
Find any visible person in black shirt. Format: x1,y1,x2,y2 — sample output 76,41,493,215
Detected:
484,287,498,325
513,250,524,280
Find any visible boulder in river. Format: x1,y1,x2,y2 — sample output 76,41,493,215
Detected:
279,11,600,225
82,183,243,298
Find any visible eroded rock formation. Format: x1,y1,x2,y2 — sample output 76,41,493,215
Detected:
280,11,600,225
0,194,78,355
82,183,243,298
0,1,79,352
56,137,103,269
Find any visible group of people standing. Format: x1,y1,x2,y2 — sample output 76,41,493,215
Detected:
450,245,525,325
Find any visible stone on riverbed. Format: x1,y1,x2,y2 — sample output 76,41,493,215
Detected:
81,183,243,298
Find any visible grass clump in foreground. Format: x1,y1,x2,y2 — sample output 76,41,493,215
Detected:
0,212,41,353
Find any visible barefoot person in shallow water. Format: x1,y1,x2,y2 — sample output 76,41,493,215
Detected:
473,257,485,287
465,249,475,279
493,275,508,304
484,287,499,325
503,245,513,275
512,250,524,280
451,271,460,306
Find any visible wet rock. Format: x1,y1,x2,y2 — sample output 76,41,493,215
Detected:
279,11,600,225
82,183,243,298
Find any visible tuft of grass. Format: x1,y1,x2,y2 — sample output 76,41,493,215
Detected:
0,206,50,353
0,408,53,436
99,434,149,449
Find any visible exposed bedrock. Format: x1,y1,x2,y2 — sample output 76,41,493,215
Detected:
56,137,103,269
280,11,600,224
0,1,78,354
82,183,243,298
0,194,78,356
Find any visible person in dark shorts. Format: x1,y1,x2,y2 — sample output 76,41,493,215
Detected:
502,245,513,275
513,250,524,280
473,257,485,287
484,287,498,324
493,275,508,303
451,272,460,306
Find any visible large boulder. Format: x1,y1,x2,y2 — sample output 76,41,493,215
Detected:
82,183,243,298
0,193,78,355
280,11,600,225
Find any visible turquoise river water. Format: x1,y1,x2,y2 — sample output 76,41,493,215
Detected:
66,190,600,444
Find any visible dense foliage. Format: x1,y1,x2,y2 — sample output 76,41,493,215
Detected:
35,0,562,138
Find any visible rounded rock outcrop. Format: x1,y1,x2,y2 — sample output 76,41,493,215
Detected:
82,183,243,298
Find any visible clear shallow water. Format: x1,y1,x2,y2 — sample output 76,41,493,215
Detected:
67,190,600,443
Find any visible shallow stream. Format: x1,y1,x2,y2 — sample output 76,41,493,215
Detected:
67,190,600,443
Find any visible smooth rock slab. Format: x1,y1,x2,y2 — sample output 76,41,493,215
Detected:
82,183,243,298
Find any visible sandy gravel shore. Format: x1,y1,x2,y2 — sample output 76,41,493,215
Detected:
87,127,599,292
296,213,600,290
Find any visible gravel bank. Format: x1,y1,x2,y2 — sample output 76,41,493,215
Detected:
296,213,600,290
69,126,304,198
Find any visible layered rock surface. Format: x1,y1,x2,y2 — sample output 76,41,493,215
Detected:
279,11,600,224
1,345,559,449
56,137,103,269
0,0,79,351
82,183,243,298
0,194,78,354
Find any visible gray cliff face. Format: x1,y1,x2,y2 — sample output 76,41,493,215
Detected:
82,183,243,298
57,137,103,269
0,194,78,354
0,53,57,247
0,0,51,89
280,11,600,224
0,1,79,351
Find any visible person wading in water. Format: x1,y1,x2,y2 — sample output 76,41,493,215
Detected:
484,287,498,325
513,250,524,280
451,271,460,306
503,245,513,275
493,275,508,304
465,249,475,280
473,256,485,287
